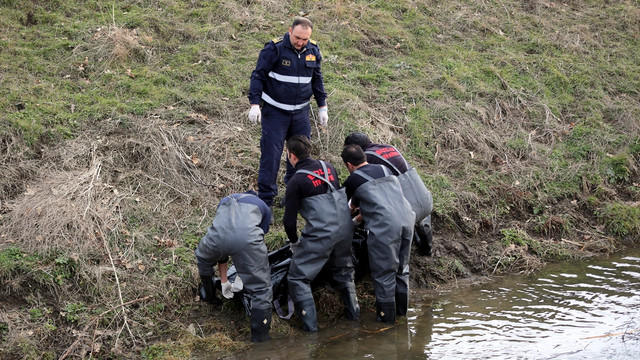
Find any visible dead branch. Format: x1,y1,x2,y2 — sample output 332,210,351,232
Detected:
58,294,153,360
581,329,636,340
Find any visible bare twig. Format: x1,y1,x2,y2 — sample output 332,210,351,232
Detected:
58,292,153,359
99,228,134,348
143,174,190,197
327,331,351,341
581,329,636,340
492,247,509,275
82,150,101,219
561,238,584,247
359,324,398,334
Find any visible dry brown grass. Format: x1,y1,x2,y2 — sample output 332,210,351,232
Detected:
0,113,269,357
71,8,153,75
2,0,638,357
0,109,376,357
2,164,123,254
0,136,39,205
1,113,261,257
491,244,545,275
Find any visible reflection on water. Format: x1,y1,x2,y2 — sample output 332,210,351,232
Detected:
427,252,640,359
241,248,640,359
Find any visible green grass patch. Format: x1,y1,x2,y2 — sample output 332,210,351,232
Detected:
2,0,640,357
435,257,468,278
500,228,531,247
264,230,288,252
423,173,456,218
0,247,40,278
596,202,640,238
602,154,632,185
61,301,87,323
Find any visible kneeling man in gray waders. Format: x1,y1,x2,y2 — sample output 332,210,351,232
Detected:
195,191,273,342
341,145,415,323
344,132,434,258
284,135,359,332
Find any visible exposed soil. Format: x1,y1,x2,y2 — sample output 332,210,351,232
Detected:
1,112,635,358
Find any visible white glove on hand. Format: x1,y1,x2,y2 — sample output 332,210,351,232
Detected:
231,276,243,292
248,105,261,125
318,108,328,127
221,281,234,299
290,241,299,254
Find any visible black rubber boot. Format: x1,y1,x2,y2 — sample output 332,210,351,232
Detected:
339,285,360,321
376,301,396,323
395,292,408,316
294,299,318,332
250,307,272,342
414,215,433,256
199,275,222,306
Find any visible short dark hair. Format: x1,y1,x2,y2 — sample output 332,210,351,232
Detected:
344,132,372,148
292,17,313,30
286,135,311,159
341,144,366,166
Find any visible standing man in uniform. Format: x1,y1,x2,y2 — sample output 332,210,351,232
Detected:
248,17,329,208
283,135,358,331
344,132,434,257
195,191,273,342
341,145,415,323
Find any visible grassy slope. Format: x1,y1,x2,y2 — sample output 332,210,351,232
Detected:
1,0,639,358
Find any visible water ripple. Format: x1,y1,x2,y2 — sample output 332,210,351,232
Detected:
426,250,640,359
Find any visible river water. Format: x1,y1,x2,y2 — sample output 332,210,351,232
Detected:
241,248,640,359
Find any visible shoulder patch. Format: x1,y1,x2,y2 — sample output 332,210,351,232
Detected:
272,36,283,44
309,39,317,45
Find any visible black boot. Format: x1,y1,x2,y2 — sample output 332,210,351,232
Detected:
199,275,222,306
376,301,396,323
339,285,360,320
250,307,272,342
414,216,433,256
294,299,318,332
395,292,408,316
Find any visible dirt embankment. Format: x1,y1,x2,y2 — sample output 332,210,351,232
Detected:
1,1,639,356
1,111,636,358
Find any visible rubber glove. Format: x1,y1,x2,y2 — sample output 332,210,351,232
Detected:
231,275,243,292
290,240,300,255
318,107,328,127
221,281,234,299
248,105,261,125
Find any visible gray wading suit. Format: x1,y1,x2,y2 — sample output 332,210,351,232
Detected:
366,149,434,256
195,195,273,339
287,161,358,331
353,167,415,322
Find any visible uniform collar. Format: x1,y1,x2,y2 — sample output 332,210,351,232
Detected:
283,32,307,53
295,157,314,169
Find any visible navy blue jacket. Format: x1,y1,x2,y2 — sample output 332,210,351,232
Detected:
343,164,389,207
249,32,327,111
363,144,409,175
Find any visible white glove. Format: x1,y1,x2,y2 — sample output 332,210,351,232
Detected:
231,276,243,292
221,281,234,299
318,108,328,127
290,241,299,254
248,105,261,125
